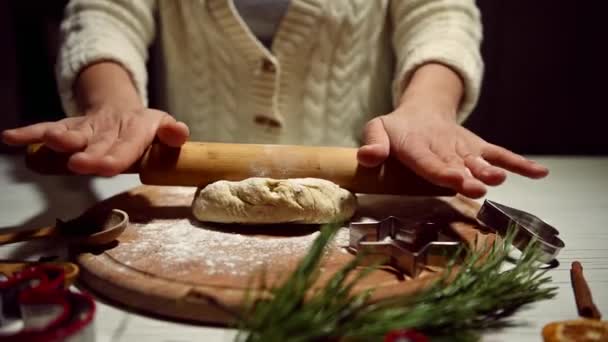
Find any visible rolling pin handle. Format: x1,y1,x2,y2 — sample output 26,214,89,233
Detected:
25,143,139,175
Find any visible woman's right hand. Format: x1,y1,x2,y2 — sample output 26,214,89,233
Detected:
2,107,189,176
1,62,189,176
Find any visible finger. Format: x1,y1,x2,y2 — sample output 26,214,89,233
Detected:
464,167,473,178
482,145,549,178
439,152,466,171
157,116,189,147
2,122,61,145
357,118,390,168
438,153,488,198
464,155,506,186
460,177,487,198
98,123,149,176
67,133,117,174
42,127,88,152
397,139,464,188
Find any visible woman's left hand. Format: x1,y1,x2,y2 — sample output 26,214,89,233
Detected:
357,103,549,198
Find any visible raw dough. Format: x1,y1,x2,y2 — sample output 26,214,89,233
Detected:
192,178,357,224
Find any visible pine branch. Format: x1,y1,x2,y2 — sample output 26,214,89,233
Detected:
236,224,557,342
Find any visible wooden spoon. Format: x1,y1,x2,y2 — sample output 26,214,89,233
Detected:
0,209,128,247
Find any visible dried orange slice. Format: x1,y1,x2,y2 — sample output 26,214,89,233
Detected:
542,319,608,342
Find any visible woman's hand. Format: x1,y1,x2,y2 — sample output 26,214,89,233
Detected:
357,106,548,198
357,63,548,198
1,62,189,176
2,107,189,176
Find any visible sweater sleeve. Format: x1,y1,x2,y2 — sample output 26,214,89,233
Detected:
56,0,157,116
390,0,483,123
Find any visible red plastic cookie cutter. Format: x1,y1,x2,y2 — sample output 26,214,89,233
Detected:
0,264,95,342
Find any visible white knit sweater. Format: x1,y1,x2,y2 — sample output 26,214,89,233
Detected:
57,0,483,146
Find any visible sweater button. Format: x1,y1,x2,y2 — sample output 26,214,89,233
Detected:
261,59,276,73
254,115,282,128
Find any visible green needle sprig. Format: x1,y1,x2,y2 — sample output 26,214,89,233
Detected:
236,223,557,341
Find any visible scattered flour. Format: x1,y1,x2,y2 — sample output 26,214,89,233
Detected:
112,219,350,277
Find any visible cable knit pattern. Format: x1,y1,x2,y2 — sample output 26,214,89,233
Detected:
324,0,374,146
297,2,333,145
204,2,240,141
57,0,483,146
159,1,211,140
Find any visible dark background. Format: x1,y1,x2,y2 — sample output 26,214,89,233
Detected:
0,1,599,154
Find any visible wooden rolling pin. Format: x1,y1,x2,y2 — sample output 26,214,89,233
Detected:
25,142,453,195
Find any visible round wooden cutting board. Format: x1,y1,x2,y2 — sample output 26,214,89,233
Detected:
75,186,494,324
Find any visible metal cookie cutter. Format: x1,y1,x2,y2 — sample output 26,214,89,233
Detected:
476,200,565,263
349,217,462,277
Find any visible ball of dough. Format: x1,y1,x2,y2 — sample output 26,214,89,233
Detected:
192,178,357,224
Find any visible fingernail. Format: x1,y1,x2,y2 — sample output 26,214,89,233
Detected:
528,160,545,168
532,162,545,169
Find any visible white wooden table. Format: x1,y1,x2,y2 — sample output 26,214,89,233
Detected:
0,154,606,341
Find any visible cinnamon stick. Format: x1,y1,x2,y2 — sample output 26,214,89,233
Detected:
570,261,602,319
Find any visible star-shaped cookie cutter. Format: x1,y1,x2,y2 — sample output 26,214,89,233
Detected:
348,217,462,277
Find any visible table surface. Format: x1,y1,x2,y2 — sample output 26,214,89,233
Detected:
0,154,606,342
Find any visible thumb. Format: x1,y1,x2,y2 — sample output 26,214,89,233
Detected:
357,117,390,168
157,115,190,147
